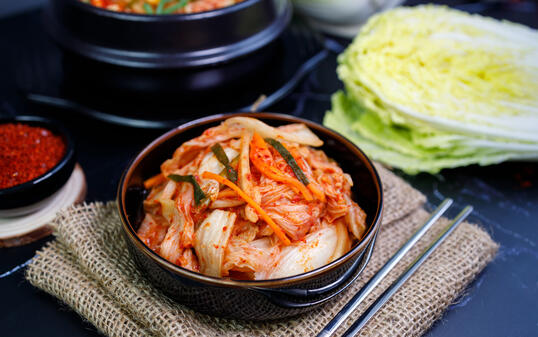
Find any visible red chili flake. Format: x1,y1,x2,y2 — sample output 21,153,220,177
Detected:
514,166,535,189
0,123,66,189
521,181,532,188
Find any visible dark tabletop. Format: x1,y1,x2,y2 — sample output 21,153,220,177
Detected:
1,1,537,337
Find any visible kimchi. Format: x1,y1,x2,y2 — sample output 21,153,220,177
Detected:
138,117,367,279
81,0,245,15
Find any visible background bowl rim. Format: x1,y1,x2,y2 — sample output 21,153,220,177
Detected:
117,112,383,288
0,115,75,199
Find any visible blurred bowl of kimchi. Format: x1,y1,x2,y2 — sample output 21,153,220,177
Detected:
117,112,383,320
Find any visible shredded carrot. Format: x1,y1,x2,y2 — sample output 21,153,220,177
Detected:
254,159,313,201
293,153,326,203
307,183,326,202
217,188,238,198
201,171,291,246
250,133,313,201
144,172,166,189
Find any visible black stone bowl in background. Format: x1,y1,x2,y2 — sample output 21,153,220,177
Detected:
0,116,75,214
44,0,291,68
117,113,383,320
42,0,292,97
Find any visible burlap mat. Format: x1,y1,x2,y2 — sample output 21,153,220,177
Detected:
26,165,498,337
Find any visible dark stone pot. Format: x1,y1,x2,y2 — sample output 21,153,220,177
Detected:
44,0,292,68
42,0,292,95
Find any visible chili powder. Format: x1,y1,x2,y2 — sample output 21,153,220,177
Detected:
0,123,66,189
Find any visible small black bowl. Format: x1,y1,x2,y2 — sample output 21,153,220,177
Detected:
117,113,383,320
0,116,75,215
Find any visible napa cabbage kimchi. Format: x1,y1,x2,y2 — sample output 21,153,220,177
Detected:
138,117,367,280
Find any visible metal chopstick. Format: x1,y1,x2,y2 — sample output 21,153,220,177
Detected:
316,198,454,337
341,205,473,337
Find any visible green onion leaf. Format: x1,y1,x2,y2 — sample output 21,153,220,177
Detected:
143,3,154,14
211,143,238,184
162,0,189,14
167,174,206,205
265,138,309,186
156,0,173,14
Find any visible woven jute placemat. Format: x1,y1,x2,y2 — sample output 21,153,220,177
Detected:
26,165,498,337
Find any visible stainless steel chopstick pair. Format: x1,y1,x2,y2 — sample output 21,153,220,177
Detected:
317,198,473,337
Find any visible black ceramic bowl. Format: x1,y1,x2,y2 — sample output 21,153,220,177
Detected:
117,113,383,320
0,116,75,215
44,0,292,69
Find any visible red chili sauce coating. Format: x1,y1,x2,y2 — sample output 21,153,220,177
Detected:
0,123,66,189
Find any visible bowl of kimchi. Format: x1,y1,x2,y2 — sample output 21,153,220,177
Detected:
117,113,383,320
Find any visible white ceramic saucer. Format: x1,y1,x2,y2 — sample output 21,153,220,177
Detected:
0,164,87,247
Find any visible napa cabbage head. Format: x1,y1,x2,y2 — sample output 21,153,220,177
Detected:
337,5,538,142
325,5,538,174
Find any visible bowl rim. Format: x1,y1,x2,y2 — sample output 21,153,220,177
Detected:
72,0,266,21
0,115,75,198
117,112,383,287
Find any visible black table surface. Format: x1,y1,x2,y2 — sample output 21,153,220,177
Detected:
1,1,537,337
